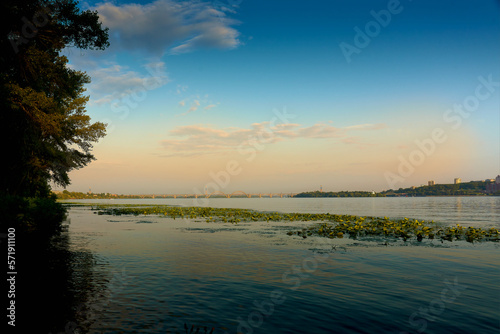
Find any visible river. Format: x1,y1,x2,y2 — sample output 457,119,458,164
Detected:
30,197,500,333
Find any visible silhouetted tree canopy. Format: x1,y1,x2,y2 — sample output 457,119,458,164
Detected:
0,0,109,197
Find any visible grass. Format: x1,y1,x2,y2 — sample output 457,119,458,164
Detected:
86,204,499,243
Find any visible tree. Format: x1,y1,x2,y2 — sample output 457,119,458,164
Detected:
0,0,109,197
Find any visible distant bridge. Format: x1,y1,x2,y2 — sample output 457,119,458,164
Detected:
139,191,298,199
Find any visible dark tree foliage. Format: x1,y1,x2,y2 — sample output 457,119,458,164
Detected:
295,191,383,198
0,0,109,198
296,181,494,198
380,181,491,197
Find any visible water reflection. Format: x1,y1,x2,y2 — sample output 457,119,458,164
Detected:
18,226,111,333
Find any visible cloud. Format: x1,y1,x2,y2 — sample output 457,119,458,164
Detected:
345,123,387,131
160,124,252,155
86,61,169,105
178,99,218,115
170,25,240,54
179,100,201,115
297,123,343,138
341,137,361,145
95,0,241,55
176,84,188,95
159,121,386,156
188,100,201,111
212,0,242,15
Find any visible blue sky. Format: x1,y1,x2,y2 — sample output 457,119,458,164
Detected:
62,0,500,194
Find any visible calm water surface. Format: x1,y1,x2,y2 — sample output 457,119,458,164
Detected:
41,197,499,333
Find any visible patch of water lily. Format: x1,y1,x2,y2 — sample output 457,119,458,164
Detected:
92,205,500,243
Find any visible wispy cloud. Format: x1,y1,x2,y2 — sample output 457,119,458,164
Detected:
345,123,387,131
86,61,169,105
176,91,218,115
95,0,241,55
159,122,386,156
176,84,188,95
185,100,201,114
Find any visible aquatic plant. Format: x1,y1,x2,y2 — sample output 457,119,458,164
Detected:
287,218,500,243
91,204,500,243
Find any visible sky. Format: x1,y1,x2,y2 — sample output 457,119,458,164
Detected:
59,0,500,194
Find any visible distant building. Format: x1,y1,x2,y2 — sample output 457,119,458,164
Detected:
486,175,500,193
486,179,495,183
320,185,323,193
454,178,461,184
428,180,435,186
411,186,416,190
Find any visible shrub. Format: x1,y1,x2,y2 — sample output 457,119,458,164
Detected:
0,194,67,237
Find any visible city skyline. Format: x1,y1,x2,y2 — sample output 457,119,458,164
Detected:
56,0,500,194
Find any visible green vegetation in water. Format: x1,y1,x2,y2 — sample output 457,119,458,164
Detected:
90,204,499,243
287,218,500,243
94,205,343,224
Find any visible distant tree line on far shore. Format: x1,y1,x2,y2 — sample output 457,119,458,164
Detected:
381,180,498,197
295,180,499,198
294,191,383,198
56,190,140,199
55,180,499,200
